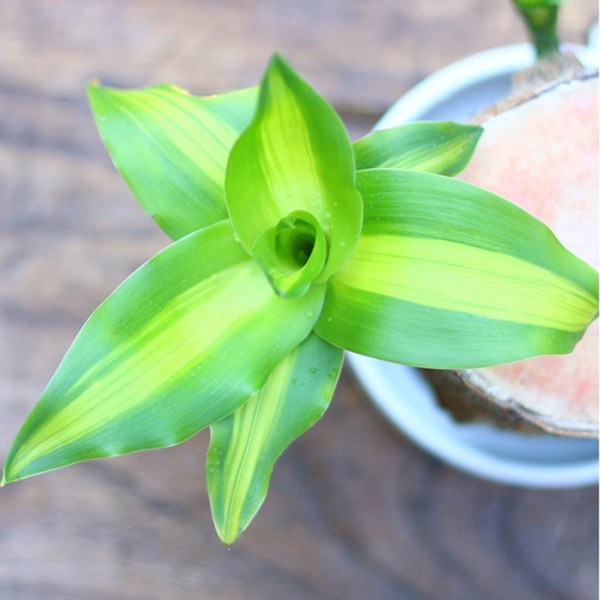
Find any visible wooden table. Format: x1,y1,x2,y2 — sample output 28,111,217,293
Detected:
1,2,598,598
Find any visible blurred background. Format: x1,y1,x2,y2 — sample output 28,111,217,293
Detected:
0,1,598,599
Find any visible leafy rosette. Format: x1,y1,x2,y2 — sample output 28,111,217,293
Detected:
2,55,597,544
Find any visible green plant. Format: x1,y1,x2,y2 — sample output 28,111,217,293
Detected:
511,0,565,58
2,55,597,543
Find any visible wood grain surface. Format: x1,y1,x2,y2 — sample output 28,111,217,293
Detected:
1,2,598,599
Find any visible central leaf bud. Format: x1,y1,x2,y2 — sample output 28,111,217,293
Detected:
252,210,328,298
274,220,316,269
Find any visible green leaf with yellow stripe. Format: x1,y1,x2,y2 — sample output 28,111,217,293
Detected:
353,122,483,175
88,83,258,240
2,221,325,484
225,54,362,294
207,333,342,544
314,169,598,368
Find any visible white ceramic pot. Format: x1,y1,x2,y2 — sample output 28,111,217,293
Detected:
348,43,599,489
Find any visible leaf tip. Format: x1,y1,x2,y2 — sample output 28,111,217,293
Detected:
86,80,110,110
1,455,21,486
86,79,103,96
266,52,296,81
269,51,286,67
214,520,241,545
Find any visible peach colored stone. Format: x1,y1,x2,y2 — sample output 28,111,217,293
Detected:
459,77,598,435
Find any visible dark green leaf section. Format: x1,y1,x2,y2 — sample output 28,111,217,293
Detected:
353,122,482,175
316,281,583,368
511,0,562,57
207,333,342,544
225,54,363,286
314,169,598,368
3,221,324,484
88,83,258,240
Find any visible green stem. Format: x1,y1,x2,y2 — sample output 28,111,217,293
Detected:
512,1,561,58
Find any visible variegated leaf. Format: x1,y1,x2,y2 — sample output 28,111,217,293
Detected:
315,169,598,368
353,121,482,175
88,83,258,240
225,55,363,294
207,333,343,543
2,221,324,484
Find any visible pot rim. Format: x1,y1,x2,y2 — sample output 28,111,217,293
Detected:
376,42,597,129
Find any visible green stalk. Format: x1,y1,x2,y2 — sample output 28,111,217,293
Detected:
511,0,563,58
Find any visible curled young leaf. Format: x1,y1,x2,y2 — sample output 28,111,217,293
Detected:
252,210,328,297
2,221,324,484
88,83,257,240
315,169,598,368
353,122,483,175
225,54,363,293
207,333,343,544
